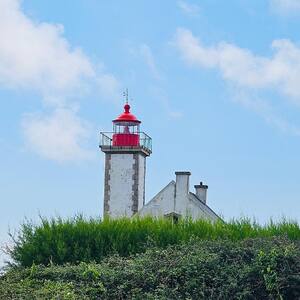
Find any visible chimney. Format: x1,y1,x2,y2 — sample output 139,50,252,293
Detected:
194,182,208,204
175,171,191,197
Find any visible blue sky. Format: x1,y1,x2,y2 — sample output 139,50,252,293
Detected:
1,0,300,264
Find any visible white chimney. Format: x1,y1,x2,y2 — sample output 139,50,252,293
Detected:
194,182,208,204
175,171,191,197
175,171,191,214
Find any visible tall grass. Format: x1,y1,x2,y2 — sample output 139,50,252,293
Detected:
7,216,300,267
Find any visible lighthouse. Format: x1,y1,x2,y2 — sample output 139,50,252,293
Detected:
99,95,220,221
100,102,152,218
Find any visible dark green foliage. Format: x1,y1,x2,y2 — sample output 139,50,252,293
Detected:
6,216,300,267
1,237,300,299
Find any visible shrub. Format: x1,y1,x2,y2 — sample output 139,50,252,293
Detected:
6,216,300,267
1,237,300,299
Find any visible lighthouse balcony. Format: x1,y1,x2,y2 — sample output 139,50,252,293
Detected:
100,132,152,156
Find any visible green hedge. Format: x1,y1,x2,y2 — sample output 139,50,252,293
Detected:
6,216,300,267
1,237,300,299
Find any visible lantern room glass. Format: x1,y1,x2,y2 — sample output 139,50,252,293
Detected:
113,122,140,134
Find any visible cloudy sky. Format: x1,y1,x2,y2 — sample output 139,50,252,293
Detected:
2,0,300,264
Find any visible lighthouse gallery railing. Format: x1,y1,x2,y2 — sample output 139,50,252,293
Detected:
99,132,152,153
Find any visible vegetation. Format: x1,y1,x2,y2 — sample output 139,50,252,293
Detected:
1,237,300,299
6,216,300,267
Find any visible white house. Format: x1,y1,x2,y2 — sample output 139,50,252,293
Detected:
139,172,219,222
100,101,220,222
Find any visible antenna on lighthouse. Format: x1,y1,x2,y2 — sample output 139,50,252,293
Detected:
123,88,129,104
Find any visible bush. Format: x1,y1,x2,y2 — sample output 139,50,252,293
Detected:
1,237,300,299
6,216,300,267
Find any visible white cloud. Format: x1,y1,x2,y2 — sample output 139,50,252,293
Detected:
175,28,300,102
0,0,96,99
0,0,120,162
22,108,93,162
177,1,200,16
270,0,300,15
0,0,120,104
175,28,300,135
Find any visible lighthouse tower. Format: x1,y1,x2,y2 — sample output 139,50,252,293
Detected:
100,102,152,218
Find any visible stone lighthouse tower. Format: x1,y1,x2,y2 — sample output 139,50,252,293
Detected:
100,102,152,218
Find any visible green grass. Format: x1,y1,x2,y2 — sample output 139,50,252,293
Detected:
5,216,300,267
1,237,300,299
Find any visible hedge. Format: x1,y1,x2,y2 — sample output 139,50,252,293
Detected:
1,237,300,299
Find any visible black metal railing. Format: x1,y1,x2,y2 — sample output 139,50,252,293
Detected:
100,132,152,153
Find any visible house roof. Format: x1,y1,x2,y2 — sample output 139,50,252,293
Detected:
188,192,222,221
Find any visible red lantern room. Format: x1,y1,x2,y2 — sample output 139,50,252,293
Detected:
112,103,141,146
100,96,152,155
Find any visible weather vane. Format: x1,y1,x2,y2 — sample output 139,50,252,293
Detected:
123,88,129,104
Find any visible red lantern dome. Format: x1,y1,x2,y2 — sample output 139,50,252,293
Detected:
113,104,141,124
